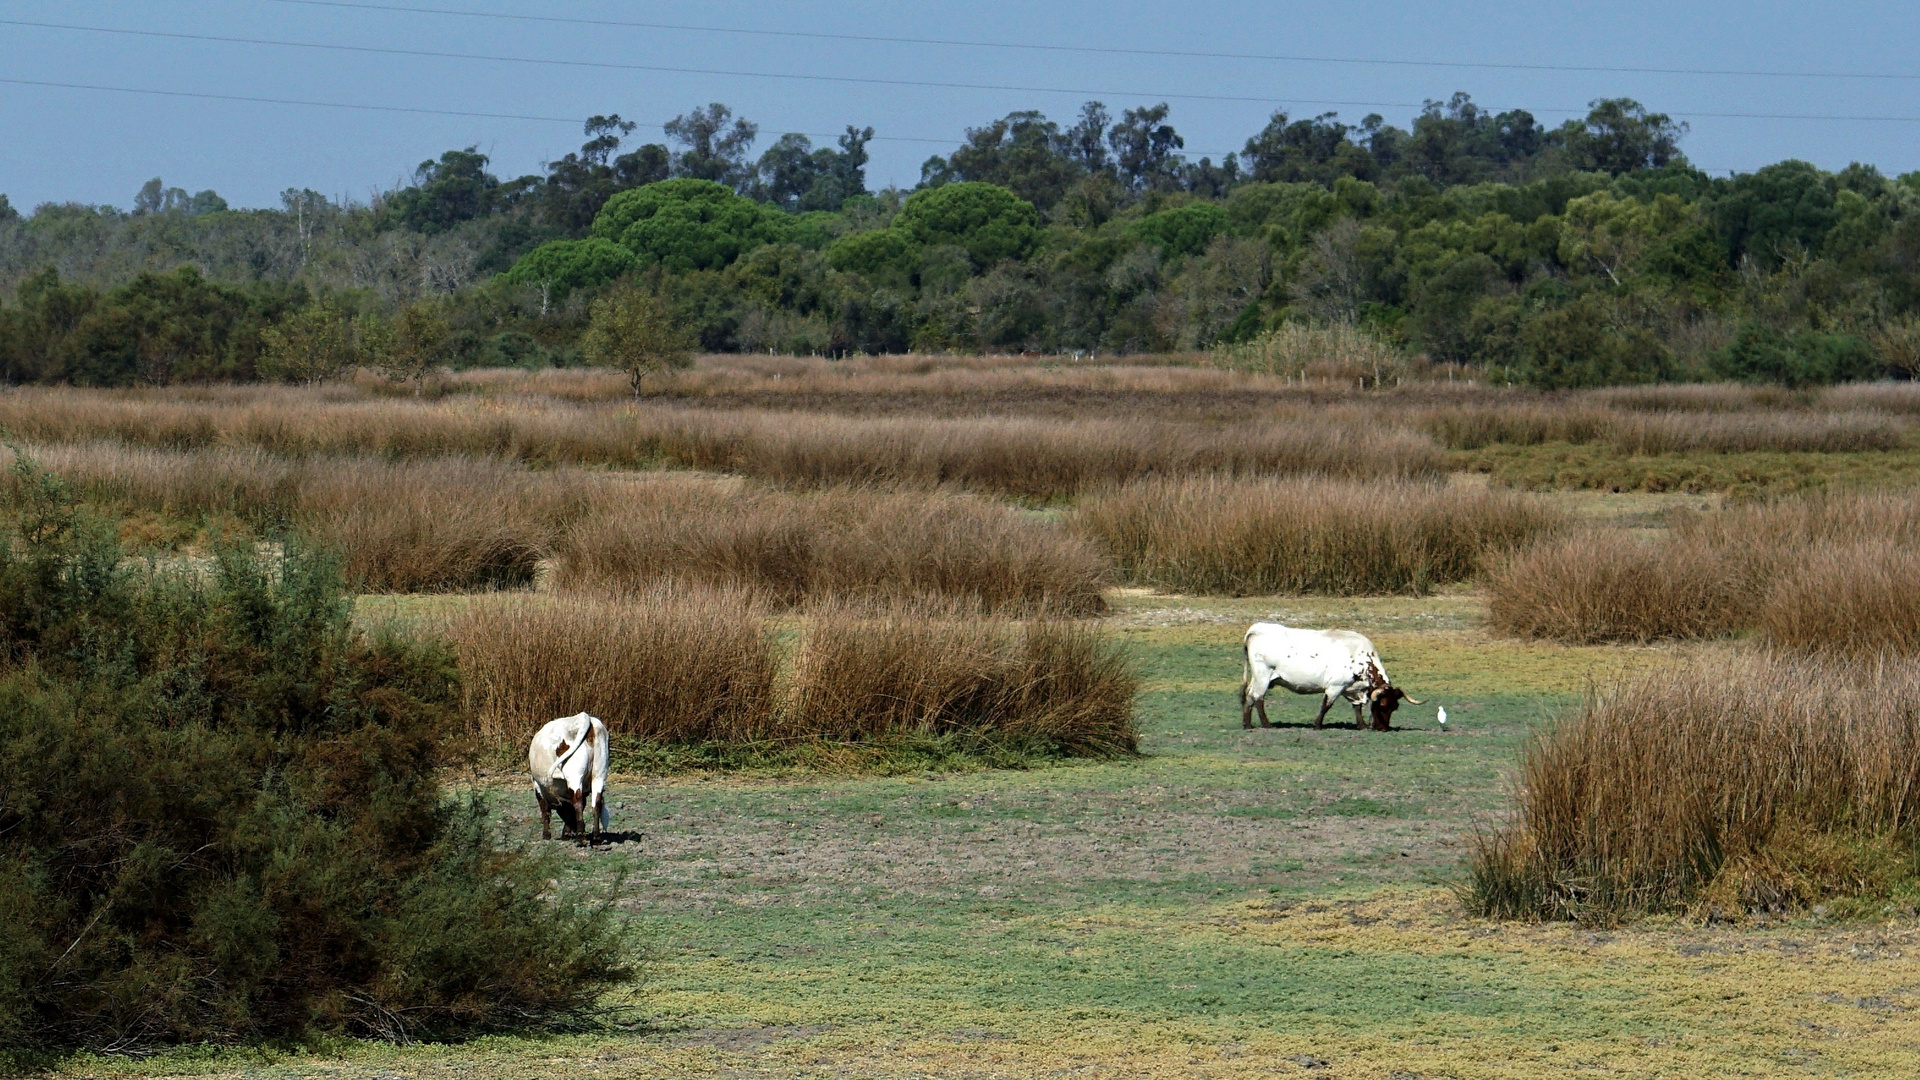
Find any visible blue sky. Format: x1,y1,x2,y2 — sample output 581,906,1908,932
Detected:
2,0,1916,210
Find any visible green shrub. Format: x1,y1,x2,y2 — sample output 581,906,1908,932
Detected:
0,458,631,1052
591,178,789,272
894,182,1041,268
501,238,639,299
1126,203,1230,258
826,227,916,279
1713,323,1881,387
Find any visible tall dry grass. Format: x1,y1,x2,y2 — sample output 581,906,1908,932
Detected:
0,445,1109,605
1486,531,1751,644
0,443,592,591
1489,490,1920,649
788,602,1138,756
1759,541,1920,655
1077,476,1566,595
1210,323,1405,383
442,589,1138,758
555,482,1107,614
446,587,779,748
1424,403,1905,453
0,390,1447,497
1602,411,1903,454
1469,650,1920,921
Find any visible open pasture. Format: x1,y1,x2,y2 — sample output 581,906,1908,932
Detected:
68,593,1920,1079
15,364,1920,1077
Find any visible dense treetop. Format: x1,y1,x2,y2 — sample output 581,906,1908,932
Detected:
2,95,1918,387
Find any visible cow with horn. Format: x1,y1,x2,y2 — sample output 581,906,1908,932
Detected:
1239,623,1422,731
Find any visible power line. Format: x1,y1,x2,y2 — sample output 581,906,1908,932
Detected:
0,76,962,146
13,18,1920,124
0,77,1755,175
262,0,1920,83
0,18,1431,110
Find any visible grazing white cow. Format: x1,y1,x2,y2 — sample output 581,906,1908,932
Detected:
528,712,610,841
1239,623,1421,731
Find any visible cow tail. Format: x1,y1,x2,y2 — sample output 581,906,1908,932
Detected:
1239,633,1251,709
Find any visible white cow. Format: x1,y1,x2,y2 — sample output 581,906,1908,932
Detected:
528,712,610,841
1239,623,1420,731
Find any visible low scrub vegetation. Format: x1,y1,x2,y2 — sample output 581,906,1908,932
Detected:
443,589,1138,763
1488,492,1920,649
0,463,628,1053
1078,476,1565,595
555,482,1108,614
1469,651,1920,922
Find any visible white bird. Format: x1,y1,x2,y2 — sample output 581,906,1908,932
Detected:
1437,706,1448,728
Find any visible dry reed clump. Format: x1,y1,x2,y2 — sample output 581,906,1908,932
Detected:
1490,490,1920,649
1423,402,1906,453
676,410,1446,496
0,443,1106,606
555,482,1108,614
1603,411,1905,454
1077,476,1566,596
1486,530,1754,644
445,587,779,748
1820,380,1920,415
0,443,593,592
1759,541,1920,654
1586,382,1804,412
443,589,1138,759
0,389,1447,496
1419,404,1613,450
1209,322,1404,383
787,601,1138,756
1468,650,1920,921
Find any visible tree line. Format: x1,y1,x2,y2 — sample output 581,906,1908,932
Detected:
2,94,1918,388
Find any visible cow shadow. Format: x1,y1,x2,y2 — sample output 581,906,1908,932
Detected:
1249,720,1399,732
549,830,644,847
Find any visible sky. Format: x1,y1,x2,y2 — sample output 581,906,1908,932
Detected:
2,0,1917,211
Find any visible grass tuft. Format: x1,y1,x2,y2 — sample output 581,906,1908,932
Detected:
1468,650,1920,922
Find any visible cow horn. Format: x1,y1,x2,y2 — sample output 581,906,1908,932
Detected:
1402,694,1425,705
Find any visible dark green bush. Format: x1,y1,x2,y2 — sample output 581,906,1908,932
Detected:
1713,323,1881,388
0,458,631,1053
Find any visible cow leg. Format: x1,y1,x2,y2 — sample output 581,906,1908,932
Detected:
1313,693,1336,729
1241,692,1254,729
1255,697,1273,728
1353,701,1367,729
537,791,553,840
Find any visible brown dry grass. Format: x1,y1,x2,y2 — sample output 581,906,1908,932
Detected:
1486,531,1750,644
787,602,1138,756
1489,490,1920,648
1425,403,1905,453
1469,650,1920,921
0,389,1446,497
555,482,1107,614
446,587,779,748
1077,476,1566,595
1760,541,1920,654
0,445,1108,605
0,443,592,591
442,589,1138,758
1602,410,1904,453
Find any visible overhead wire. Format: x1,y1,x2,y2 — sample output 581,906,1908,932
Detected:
0,76,965,146
9,18,1920,124
259,0,1920,83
